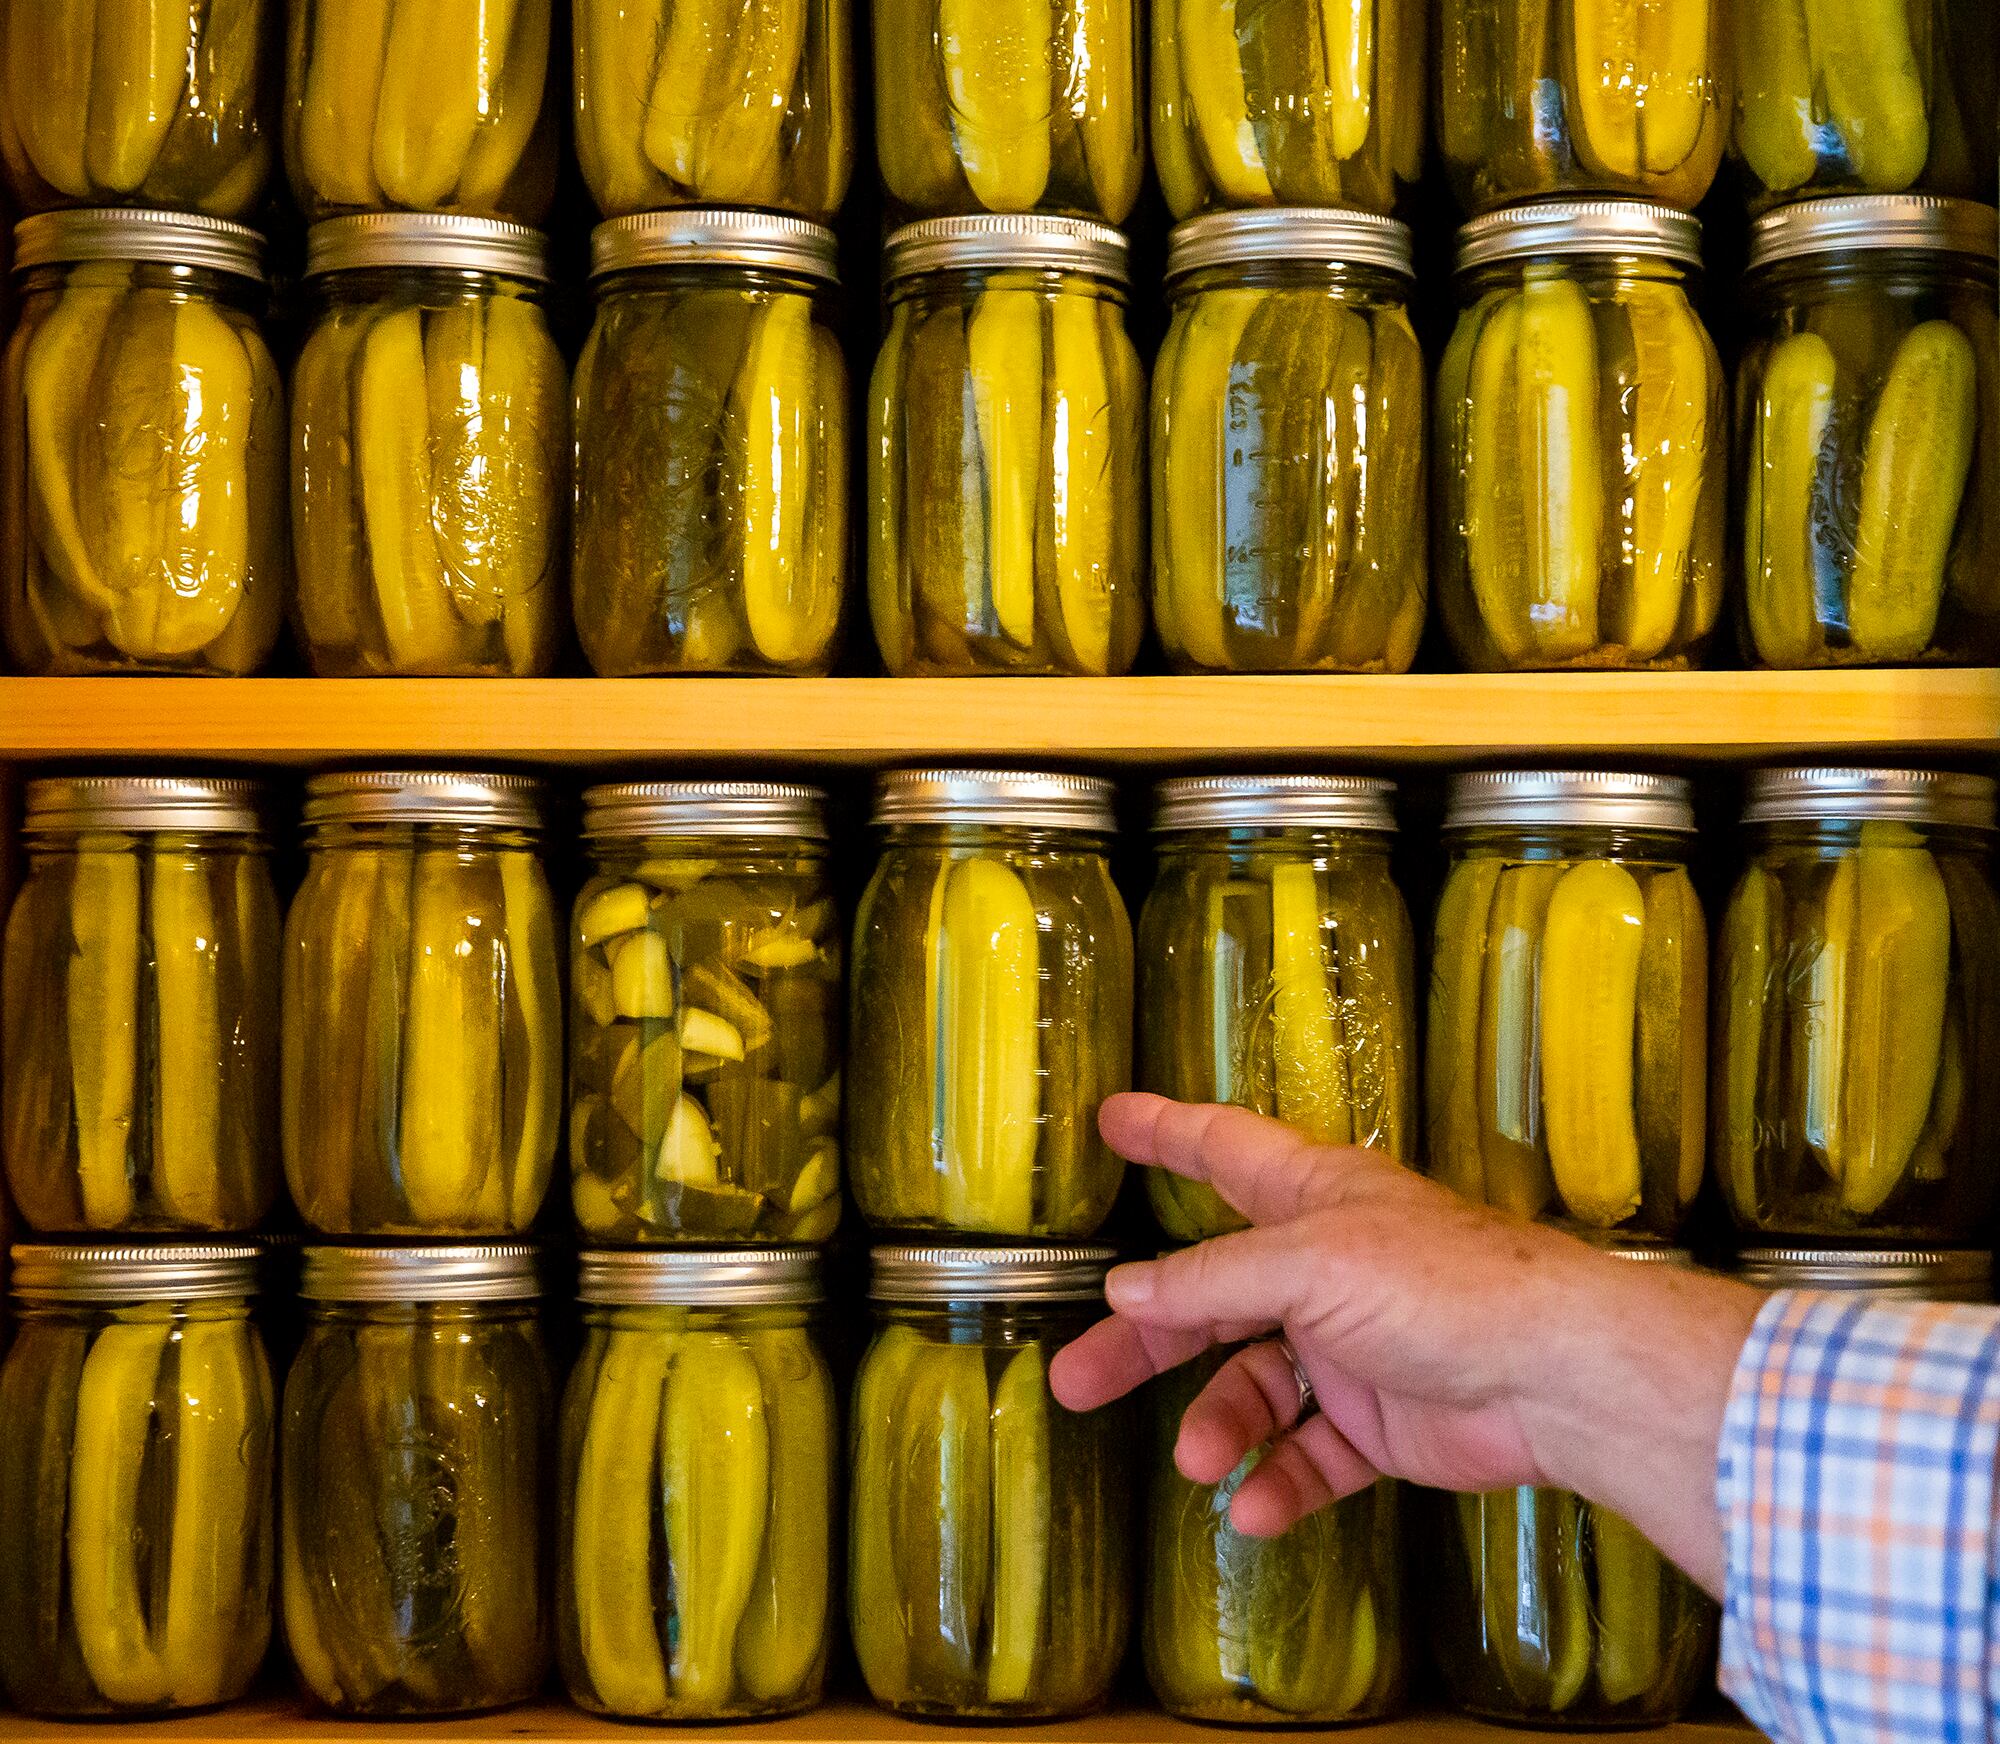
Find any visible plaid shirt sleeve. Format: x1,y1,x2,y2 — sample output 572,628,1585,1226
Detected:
1715,1288,2000,1744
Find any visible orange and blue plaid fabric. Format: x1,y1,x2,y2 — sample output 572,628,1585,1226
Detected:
1717,1290,2000,1743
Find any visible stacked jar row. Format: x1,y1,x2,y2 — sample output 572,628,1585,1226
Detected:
10,764,1997,1247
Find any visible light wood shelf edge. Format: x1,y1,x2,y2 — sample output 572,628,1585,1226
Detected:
0,671,1995,765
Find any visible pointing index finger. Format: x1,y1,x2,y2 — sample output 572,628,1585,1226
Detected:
1098,1092,1368,1227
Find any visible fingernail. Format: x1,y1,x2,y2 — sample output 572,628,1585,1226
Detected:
1105,1262,1153,1308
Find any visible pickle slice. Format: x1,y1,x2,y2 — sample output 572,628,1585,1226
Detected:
68,848,140,1229
1427,856,1502,1204
986,1344,1050,1703
1745,332,1837,667
938,0,1054,209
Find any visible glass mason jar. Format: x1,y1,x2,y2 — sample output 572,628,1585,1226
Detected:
0,1243,273,1717
2,209,285,675
0,0,275,217
282,0,554,221
282,1245,552,1716
569,783,843,1244
574,212,848,677
574,0,852,219
1715,769,2000,1242
1737,197,2000,668
1731,1245,1991,1302
1733,0,1997,208
873,0,1141,220
1145,1344,1402,1723
1437,0,1727,212
850,1245,1132,1718
291,216,567,677
1139,777,1416,1241
1153,0,1424,218
3,778,280,1234
559,1249,837,1720
1438,202,1726,672
1155,212,1425,674
1426,773,1705,1240
281,772,562,1236
870,218,1145,676
850,770,1133,1236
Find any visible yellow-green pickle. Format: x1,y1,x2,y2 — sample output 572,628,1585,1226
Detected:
281,772,562,1236
0,1243,274,1717
0,0,276,217
574,212,848,676
568,782,843,1243
849,1246,1132,1717
850,770,1132,1236
1715,769,2000,1242
1737,196,2000,668
2,209,286,675
1426,773,1706,1241
1436,0,1727,211
291,215,568,676
559,1249,837,1719
1140,777,1416,1240
1733,0,1997,207
574,0,853,219
283,0,554,221
3,778,280,1234
1145,1346,1404,1722
870,217,1145,675
1154,0,1424,217
282,1245,552,1716
873,0,1141,219
1438,202,1726,672
1154,212,1426,674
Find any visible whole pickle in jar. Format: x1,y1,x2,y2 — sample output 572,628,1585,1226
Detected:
284,0,554,220
291,287,568,676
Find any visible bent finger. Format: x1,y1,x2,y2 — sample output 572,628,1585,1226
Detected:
1230,1414,1380,1538
1175,1339,1310,1488
1105,1224,1318,1331
1048,1314,1227,1413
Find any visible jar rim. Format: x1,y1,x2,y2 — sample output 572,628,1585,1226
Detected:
1746,195,2000,272
1165,208,1414,284
300,1244,542,1301
872,768,1117,832
578,1248,823,1305
24,775,265,836
12,207,267,283
303,769,545,830
305,212,552,282
10,1242,261,1303
1152,774,1397,834
1741,767,1996,830
869,1244,1115,1302
1444,771,1696,833
1730,1247,1992,1296
1454,198,1703,274
590,210,839,284
582,781,829,841
882,214,1130,286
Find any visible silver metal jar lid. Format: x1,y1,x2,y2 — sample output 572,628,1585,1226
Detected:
1742,768,1997,830
305,212,552,282
1444,771,1696,833
300,1244,542,1302
873,768,1117,832
590,210,840,283
1455,198,1703,273
1730,1247,1992,1300
578,1248,823,1306
1152,774,1397,834
303,769,545,830
582,781,829,842
1746,195,2000,272
13,207,267,282
1166,208,1414,282
23,775,264,835
869,1245,1117,1302
11,1242,261,1303
1601,1243,1694,1266
883,215,1130,285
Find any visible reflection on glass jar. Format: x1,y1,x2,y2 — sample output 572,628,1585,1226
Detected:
0,1244,273,1717
2,210,286,675
1144,1346,1404,1723
0,0,276,216
559,1250,837,1719
292,217,567,676
1139,777,1416,1241
1715,769,2000,1241
281,1246,553,1717
1426,774,1705,1242
1437,202,1726,672
850,771,1132,1237
1737,197,2000,668
3,779,280,1233
283,0,554,221
574,212,849,676
849,1246,1132,1718
574,0,852,219
1436,0,1726,212
1155,212,1424,674
281,772,561,1237
568,783,843,1244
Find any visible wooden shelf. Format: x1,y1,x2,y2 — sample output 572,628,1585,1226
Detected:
1,670,1996,765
